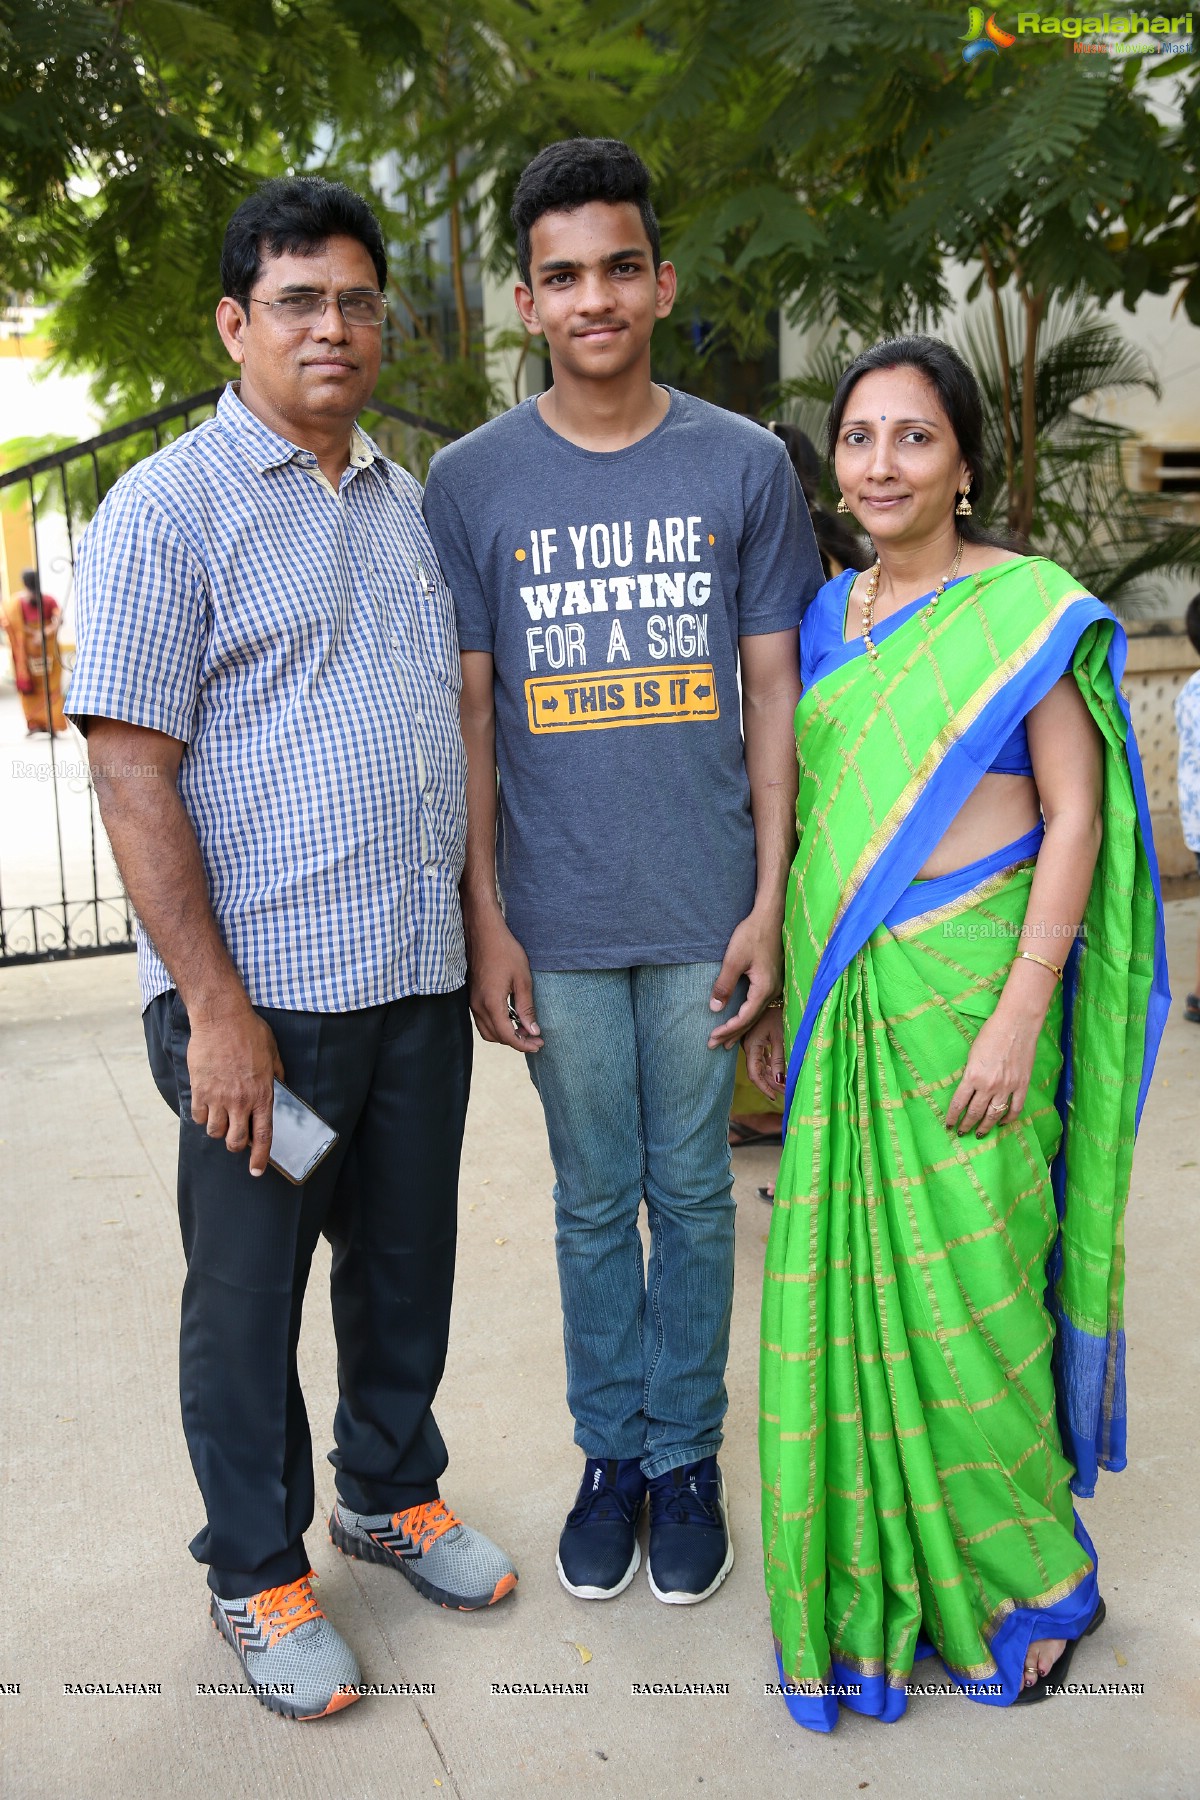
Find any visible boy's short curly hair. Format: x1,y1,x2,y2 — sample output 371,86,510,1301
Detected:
511,138,660,286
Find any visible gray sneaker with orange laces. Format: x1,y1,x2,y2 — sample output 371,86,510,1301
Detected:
210,1571,361,1719
329,1497,518,1610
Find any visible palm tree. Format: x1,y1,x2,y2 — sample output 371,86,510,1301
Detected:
956,296,1200,611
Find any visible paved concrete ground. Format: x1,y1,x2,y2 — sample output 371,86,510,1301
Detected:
1,903,1197,1800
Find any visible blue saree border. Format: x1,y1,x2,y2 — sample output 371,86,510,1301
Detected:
774,1515,1102,1732
881,821,1045,931
1102,623,1171,1125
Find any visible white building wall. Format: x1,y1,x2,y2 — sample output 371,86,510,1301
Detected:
481,256,541,409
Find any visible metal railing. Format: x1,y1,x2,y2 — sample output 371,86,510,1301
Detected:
0,388,458,966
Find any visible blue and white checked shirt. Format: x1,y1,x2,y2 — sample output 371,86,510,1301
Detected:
68,384,467,1012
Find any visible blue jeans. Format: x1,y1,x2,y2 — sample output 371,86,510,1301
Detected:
528,963,742,1480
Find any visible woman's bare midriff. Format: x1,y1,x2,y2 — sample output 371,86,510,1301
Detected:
914,771,1041,880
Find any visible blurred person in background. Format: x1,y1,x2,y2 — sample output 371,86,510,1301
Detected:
3,567,68,734
1176,591,1200,1021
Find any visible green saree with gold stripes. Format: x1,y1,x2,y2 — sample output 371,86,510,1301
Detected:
760,556,1168,1731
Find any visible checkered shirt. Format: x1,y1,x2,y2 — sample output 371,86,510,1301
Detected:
67,384,467,1011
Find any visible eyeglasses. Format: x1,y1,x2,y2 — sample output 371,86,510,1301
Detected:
242,290,388,328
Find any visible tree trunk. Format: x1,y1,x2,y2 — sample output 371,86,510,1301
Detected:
447,148,472,365
981,244,1016,529
1016,287,1046,541
437,29,472,366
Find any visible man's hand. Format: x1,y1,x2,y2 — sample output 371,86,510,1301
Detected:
463,906,544,1053
187,999,286,1176
707,906,784,1049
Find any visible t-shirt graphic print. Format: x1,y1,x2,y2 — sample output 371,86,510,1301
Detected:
518,510,719,736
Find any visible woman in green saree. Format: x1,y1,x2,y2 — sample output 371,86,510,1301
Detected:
744,337,1168,1732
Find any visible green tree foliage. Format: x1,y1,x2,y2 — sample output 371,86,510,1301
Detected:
638,0,1198,541
5,0,1200,585
0,0,374,411
325,0,664,440
0,0,662,434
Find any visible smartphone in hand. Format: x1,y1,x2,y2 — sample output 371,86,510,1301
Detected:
268,1080,339,1185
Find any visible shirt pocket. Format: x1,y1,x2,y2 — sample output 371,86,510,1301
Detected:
416,565,462,694
379,555,461,694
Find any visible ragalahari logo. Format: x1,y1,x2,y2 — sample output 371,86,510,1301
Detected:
961,7,1018,57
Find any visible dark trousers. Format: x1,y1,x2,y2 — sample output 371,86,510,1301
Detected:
144,986,472,1600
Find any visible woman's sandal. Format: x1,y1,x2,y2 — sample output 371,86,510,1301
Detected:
1184,993,1200,1024
1015,1596,1106,1704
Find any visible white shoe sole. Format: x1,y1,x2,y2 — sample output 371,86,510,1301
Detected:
556,1538,641,1601
647,1470,734,1606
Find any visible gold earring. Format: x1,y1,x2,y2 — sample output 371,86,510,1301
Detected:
836,495,849,514
956,487,972,516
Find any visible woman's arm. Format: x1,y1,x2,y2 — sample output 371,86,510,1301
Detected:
947,675,1104,1137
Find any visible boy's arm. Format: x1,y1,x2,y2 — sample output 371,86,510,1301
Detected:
458,650,544,1053
706,628,801,1049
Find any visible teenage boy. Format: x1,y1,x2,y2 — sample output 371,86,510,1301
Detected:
423,139,821,1606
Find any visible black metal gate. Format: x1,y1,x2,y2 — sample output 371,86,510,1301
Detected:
0,390,457,966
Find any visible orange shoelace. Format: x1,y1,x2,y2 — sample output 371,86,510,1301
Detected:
248,1571,322,1645
395,1499,459,1552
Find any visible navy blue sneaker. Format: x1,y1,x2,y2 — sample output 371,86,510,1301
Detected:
646,1457,734,1605
556,1458,647,1600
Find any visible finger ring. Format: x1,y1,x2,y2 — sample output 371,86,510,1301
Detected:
987,1098,1011,1115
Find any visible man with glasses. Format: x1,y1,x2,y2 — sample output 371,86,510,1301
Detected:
67,177,516,1720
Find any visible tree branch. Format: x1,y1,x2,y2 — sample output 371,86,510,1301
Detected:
1019,286,1046,540
437,28,472,365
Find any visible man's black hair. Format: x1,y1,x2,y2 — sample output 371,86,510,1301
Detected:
1186,592,1200,658
220,177,387,301
511,138,660,286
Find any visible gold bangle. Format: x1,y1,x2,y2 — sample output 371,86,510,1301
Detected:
1016,950,1063,983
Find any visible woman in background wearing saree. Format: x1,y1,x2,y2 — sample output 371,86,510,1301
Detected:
744,337,1168,1733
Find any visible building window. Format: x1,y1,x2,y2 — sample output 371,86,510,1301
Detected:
1135,444,1200,517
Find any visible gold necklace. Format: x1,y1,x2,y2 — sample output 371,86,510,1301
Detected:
859,538,965,666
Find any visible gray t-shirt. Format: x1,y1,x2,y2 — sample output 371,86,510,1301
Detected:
422,388,821,970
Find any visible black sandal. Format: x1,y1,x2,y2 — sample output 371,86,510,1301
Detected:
1185,993,1200,1024
1015,1596,1106,1703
